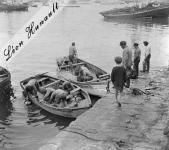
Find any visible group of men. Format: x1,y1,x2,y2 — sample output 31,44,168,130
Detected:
121,40,151,86
25,79,74,107
111,40,151,107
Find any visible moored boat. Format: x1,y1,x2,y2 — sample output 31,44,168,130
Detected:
56,57,110,97
0,67,12,102
20,73,92,118
100,2,169,19
0,67,11,89
0,1,28,12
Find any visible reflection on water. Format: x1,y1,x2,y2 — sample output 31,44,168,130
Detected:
104,17,169,26
0,96,74,150
26,104,74,127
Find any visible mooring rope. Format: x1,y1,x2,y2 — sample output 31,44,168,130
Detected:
62,128,133,149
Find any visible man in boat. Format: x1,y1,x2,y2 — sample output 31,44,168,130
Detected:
143,41,151,73
120,41,132,88
37,81,75,107
25,79,38,96
36,84,68,104
77,65,93,82
133,42,141,78
69,42,77,63
24,79,39,104
61,81,74,94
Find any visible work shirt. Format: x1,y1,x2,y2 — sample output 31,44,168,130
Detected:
122,46,132,68
69,45,77,57
43,88,56,100
134,47,141,59
81,66,92,76
55,89,68,97
144,46,151,58
25,79,38,95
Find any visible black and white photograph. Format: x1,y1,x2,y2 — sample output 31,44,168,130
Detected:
0,0,169,149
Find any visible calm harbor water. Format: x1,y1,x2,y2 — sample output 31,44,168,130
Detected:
0,0,169,149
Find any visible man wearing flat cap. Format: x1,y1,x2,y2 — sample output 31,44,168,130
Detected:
120,41,132,88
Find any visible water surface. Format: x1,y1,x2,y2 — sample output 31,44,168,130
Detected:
0,0,169,149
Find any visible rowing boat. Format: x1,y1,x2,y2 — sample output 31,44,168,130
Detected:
20,73,92,118
56,57,110,97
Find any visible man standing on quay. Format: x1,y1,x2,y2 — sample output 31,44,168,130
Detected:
143,41,151,72
120,41,132,88
133,42,141,78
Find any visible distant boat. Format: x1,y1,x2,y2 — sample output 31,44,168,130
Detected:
100,2,169,19
56,57,110,97
0,0,28,12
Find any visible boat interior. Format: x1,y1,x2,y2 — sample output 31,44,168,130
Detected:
59,60,109,82
32,76,90,108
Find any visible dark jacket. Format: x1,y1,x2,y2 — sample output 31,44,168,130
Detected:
111,66,126,90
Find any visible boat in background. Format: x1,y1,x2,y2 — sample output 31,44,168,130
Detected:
56,57,110,97
0,66,12,102
0,0,28,12
100,2,169,19
0,67,11,89
20,73,92,118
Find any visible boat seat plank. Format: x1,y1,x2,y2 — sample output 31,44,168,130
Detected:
43,80,61,88
38,77,49,82
98,74,110,79
0,74,7,77
70,87,81,95
60,62,85,69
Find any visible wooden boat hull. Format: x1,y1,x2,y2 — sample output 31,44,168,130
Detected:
20,74,92,118
30,93,91,118
0,67,11,89
100,5,169,19
0,67,11,102
57,57,110,97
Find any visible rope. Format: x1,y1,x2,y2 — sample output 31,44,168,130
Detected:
62,129,132,148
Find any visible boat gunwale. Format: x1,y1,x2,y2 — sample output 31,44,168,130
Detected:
60,76,108,85
30,95,92,111
101,4,169,18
